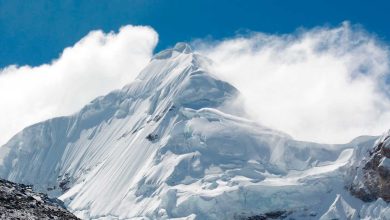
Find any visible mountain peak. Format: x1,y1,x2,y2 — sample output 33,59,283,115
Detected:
152,42,193,60
173,42,192,53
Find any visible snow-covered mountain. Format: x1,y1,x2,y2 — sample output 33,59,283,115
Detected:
0,43,389,219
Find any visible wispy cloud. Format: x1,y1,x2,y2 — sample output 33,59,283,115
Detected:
194,22,390,143
0,25,158,145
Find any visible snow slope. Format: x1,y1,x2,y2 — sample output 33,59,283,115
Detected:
0,43,388,219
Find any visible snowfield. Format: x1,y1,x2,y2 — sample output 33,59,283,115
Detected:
0,43,389,219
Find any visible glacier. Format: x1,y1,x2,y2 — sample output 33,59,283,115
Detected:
0,43,389,219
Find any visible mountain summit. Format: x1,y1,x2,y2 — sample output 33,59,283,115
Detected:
0,44,388,219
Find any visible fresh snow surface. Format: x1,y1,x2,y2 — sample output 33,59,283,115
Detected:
360,198,390,220
379,157,390,170
319,194,357,220
0,43,388,219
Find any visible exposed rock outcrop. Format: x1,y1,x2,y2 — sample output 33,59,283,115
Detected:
0,178,79,220
348,130,390,202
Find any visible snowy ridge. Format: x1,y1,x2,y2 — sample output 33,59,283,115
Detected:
320,194,357,220
0,43,388,219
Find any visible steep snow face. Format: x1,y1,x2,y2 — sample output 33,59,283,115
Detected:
0,43,386,219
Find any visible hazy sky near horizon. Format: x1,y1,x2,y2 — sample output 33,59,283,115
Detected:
1,1,390,145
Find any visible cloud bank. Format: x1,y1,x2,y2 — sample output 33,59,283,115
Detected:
195,22,390,143
0,25,158,145
1,22,389,145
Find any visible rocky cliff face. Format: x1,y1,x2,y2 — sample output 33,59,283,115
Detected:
0,178,79,220
349,130,390,202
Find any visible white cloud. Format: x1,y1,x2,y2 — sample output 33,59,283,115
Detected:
195,22,390,143
0,25,158,145
1,22,389,145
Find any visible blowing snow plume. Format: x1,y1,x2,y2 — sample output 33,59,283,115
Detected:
195,22,390,143
0,25,158,146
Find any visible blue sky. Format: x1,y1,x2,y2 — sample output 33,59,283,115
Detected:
1,0,390,68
